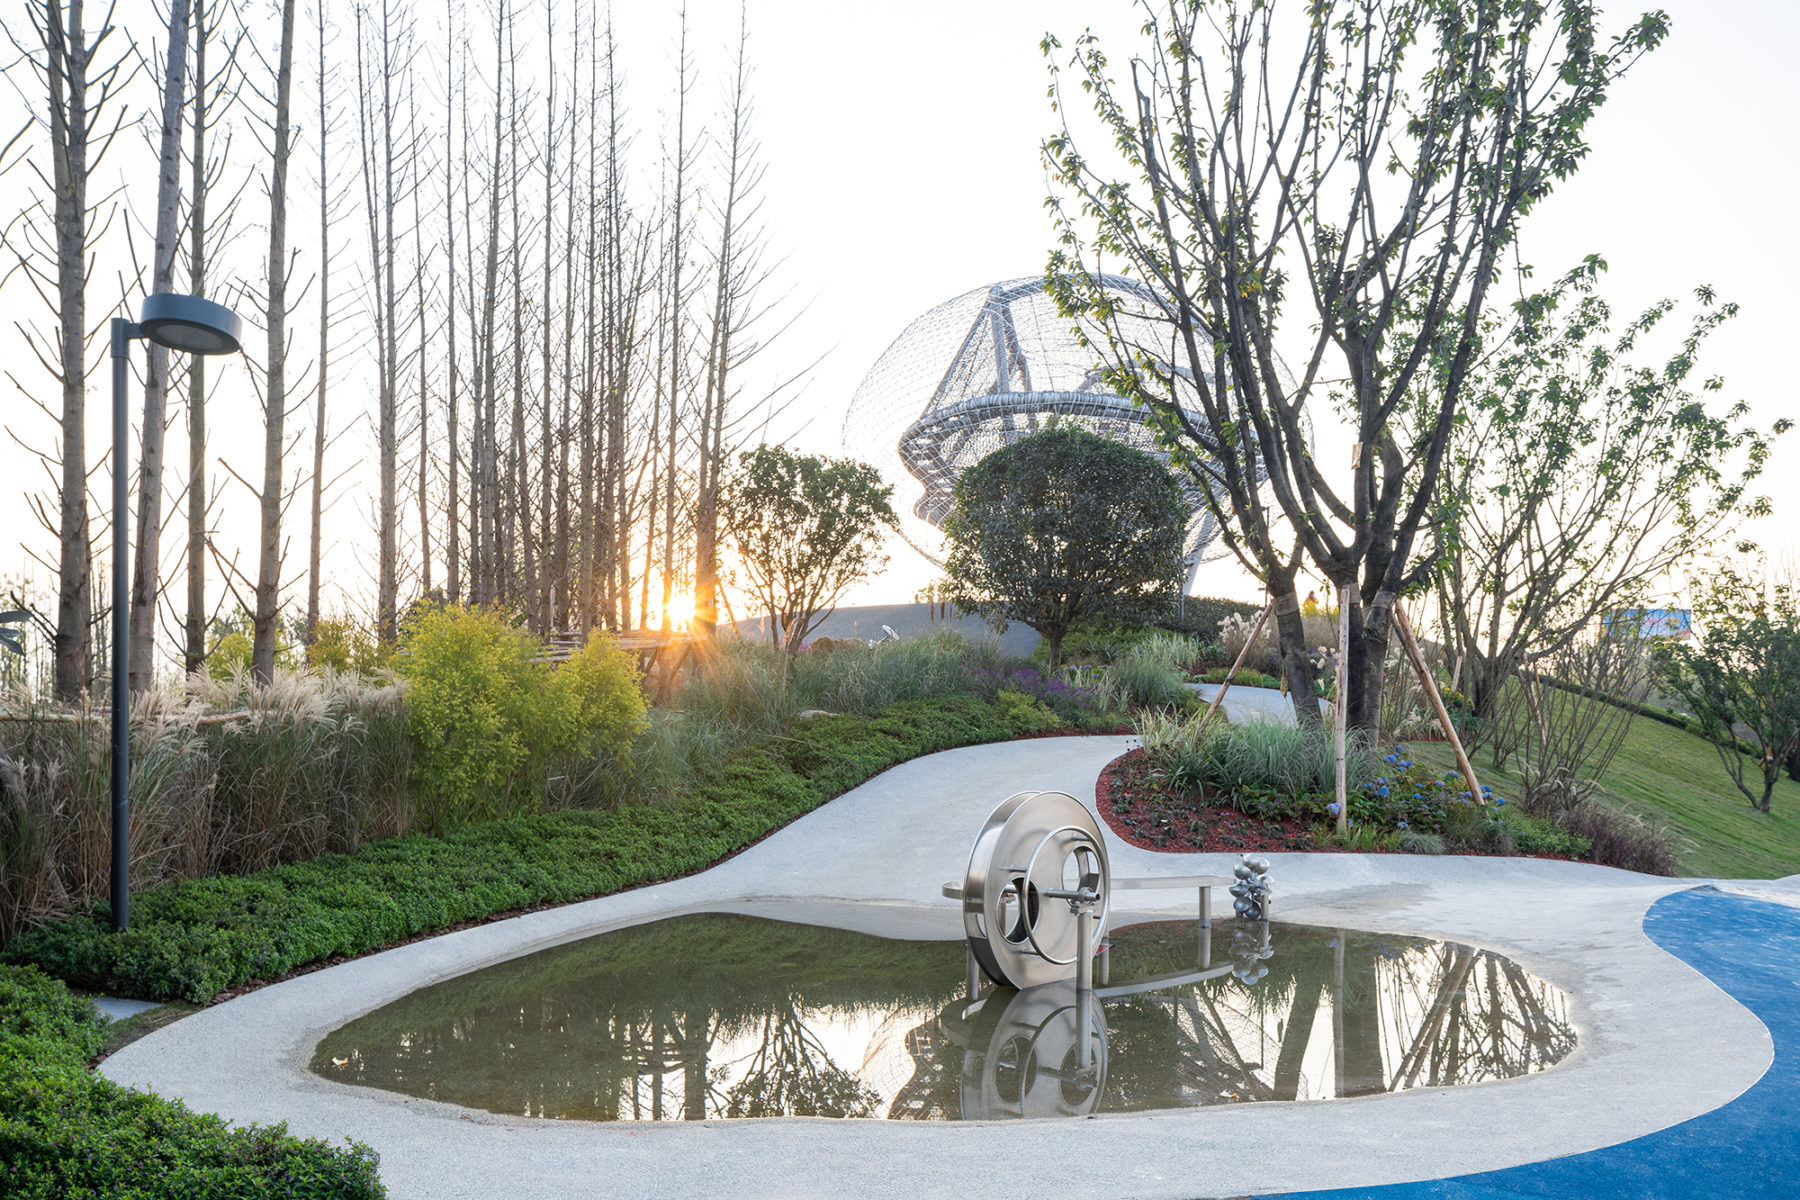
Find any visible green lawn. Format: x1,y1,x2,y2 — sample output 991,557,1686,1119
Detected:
1409,716,1800,879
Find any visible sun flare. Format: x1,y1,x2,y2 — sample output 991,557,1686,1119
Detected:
664,592,696,629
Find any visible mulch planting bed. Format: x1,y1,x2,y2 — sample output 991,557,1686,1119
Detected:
1096,747,1319,854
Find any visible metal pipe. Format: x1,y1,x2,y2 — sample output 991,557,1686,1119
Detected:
1076,903,1094,1070
110,318,139,932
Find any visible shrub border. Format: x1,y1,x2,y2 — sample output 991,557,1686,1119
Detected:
0,963,384,1198
3,697,1086,1006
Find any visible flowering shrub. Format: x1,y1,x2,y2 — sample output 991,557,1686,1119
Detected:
1348,745,1495,830
971,664,1104,722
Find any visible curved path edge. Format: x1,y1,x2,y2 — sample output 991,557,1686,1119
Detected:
102,736,1782,1200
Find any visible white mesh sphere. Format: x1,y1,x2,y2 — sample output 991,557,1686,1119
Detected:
842,274,1223,569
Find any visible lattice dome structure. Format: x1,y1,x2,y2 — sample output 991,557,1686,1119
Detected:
843,275,1234,578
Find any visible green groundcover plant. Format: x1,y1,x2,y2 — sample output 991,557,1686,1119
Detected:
0,964,383,1198
3,697,1067,1005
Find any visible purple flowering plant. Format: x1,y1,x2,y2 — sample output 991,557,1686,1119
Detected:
972,663,1104,722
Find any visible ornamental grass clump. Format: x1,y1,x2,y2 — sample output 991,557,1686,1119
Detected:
0,669,409,946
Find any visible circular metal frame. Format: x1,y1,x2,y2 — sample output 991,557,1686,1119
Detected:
1021,823,1107,965
962,790,1111,989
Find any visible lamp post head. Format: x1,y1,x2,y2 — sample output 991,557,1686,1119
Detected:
138,292,244,356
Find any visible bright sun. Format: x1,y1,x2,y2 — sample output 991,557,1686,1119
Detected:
664,592,696,629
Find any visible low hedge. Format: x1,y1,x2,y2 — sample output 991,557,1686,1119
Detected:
0,963,383,1198
4,697,1051,1005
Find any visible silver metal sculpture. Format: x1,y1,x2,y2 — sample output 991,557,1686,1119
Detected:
937,790,1281,1119
950,791,1273,991
1230,854,1274,922
960,790,1111,991
841,274,1241,588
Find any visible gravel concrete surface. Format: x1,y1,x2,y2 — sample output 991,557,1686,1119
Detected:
101,736,1790,1200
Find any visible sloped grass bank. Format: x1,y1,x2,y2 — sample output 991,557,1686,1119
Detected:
3,698,1063,1006
1413,718,1800,879
0,964,383,1199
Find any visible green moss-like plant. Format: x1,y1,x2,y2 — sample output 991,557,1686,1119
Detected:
0,964,384,1199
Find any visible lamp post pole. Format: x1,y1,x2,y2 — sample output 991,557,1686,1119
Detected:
110,317,138,932
107,293,243,933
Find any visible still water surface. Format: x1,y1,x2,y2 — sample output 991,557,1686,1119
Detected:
312,913,1574,1121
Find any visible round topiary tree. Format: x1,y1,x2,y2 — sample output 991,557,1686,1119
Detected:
943,426,1188,670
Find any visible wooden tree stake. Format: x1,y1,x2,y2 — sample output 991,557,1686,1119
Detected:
1334,588,1350,833
1393,603,1486,805
1192,595,1275,742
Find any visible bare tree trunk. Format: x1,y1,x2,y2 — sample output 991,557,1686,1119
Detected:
412,77,431,601
576,15,601,633
443,9,462,605
692,11,750,640
506,32,529,617
129,0,192,693
472,1,509,608
537,0,555,632
304,0,333,647
354,0,408,643
183,0,239,676
252,0,298,683
660,8,691,629
40,0,105,700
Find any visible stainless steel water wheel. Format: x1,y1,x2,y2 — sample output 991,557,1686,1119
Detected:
961,790,1111,989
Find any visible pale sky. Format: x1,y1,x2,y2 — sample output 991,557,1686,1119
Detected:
2,0,1793,634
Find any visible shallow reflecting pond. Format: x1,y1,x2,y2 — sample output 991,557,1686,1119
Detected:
312,913,1575,1121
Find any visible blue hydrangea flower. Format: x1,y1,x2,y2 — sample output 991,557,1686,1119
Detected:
1328,800,1342,816
1378,786,1389,796
1397,820,1409,830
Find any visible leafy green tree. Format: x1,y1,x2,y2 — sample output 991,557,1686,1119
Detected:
943,427,1186,671
1043,0,1669,732
1656,563,1800,813
721,445,897,653
1430,260,1787,758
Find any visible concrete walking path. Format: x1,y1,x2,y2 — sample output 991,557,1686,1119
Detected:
100,736,1795,1200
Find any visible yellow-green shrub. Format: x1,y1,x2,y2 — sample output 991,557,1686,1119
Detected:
305,616,389,674
555,633,647,756
398,606,544,827
397,607,645,828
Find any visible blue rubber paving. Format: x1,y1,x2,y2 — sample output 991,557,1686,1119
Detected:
1258,887,1800,1200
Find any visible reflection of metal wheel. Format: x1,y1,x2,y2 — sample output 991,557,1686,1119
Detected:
962,792,1111,988
954,981,1108,1120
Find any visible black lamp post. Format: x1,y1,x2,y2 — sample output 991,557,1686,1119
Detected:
111,293,244,932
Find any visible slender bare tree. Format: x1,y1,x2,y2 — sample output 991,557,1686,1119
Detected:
127,0,192,693
5,1,132,700
249,0,298,682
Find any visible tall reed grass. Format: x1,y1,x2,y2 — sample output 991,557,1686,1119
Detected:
618,632,1010,803
0,669,408,945
1095,632,1205,711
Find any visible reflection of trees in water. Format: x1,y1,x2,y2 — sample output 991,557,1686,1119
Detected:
312,915,1574,1121
723,1000,883,1118
1096,924,1575,1106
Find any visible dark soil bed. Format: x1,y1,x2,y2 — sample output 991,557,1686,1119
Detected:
1096,747,1321,854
